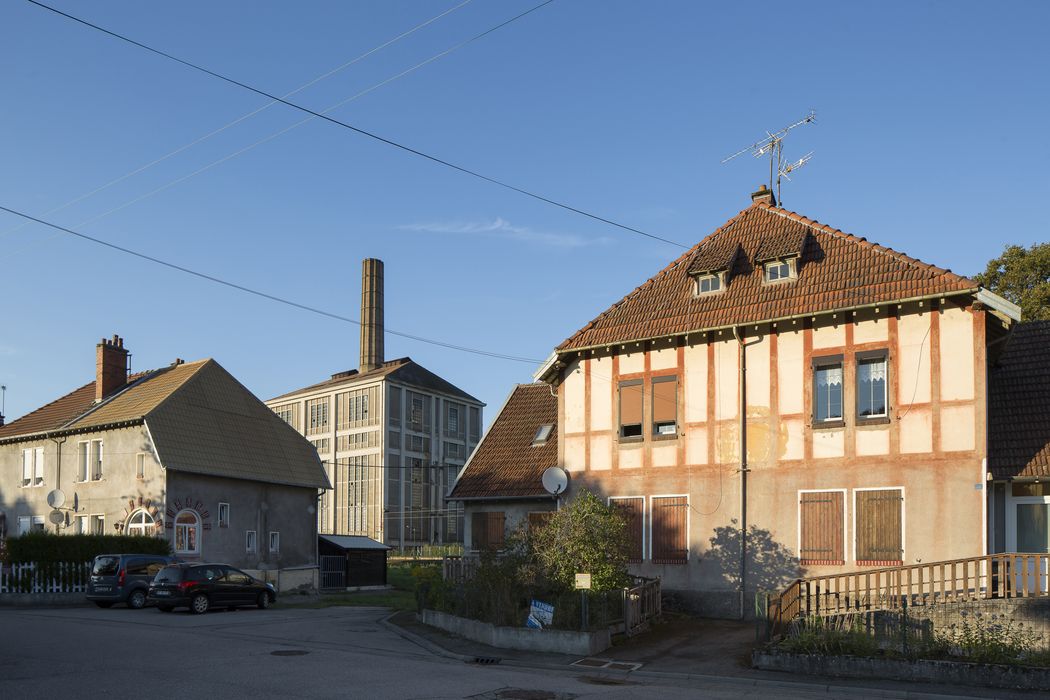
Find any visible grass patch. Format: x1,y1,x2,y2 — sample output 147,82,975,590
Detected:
293,589,416,611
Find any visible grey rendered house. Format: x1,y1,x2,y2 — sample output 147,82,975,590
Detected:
448,383,560,551
0,335,329,591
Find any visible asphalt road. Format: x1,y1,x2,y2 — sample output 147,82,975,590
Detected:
0,605,995,699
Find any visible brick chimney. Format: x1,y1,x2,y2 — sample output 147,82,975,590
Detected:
751,184,776,206
96,335,129,402
359,259,384,373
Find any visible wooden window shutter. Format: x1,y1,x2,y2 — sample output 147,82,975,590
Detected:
652,377,677,425
475,511,505,551
619,381,643,437
799,492,844,564
652,496,688,564
611,498,644,562
527,512,553,532
471,512,487,551
856,490,903,563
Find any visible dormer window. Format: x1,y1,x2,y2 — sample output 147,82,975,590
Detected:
532,424,553,446
764,258,797,283
695,271,724,295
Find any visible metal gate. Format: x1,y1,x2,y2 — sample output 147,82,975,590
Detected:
320,555,345,590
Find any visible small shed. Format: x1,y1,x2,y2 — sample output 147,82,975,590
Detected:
318,535,390,589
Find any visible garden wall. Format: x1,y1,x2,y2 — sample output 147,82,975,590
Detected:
422,609,611,655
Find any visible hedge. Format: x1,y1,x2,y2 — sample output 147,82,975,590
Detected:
3,532,171,564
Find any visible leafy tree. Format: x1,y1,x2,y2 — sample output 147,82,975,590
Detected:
529,489,631,592
975,242,1050,321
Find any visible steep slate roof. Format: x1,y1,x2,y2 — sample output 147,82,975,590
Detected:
269,356,481,405
559,200,979,352
449,383,557,500
989,321,1050,479
0,359,327,490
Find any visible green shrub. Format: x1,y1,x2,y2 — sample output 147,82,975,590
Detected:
4,532,171,564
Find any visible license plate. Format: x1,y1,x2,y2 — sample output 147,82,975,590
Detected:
153,590,170,596
95,586,112,592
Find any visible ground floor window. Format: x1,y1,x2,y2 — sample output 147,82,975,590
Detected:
651,496,688,564
174,510,200,554
125,509,154,537
855,488,903,564
471,511,505,551
609,497,644,562
798,491,845,565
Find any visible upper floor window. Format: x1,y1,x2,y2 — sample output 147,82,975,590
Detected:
22,448,44,487
407,393,428,432
532,424,553,446
306,398,329,435
618,380,643,438
857,353,889,419
273,403,299,430
652,376,678,436
695,272,723,295
136,453,146,479
468,406,480,442
77,440,104,481
764,259,796,283
218,502,230,528
813,358,843,424
445,403,464,438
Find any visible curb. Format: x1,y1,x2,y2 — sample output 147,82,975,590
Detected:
382,614,993,699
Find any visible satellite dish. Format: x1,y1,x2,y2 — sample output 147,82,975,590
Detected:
541,466,569,496
48,509,65,526
46,489,66,509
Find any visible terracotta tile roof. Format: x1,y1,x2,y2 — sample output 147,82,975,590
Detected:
0,371,150,440
449,384,557,500
268,357,481,405
559,201,978,352
989,321,1050,479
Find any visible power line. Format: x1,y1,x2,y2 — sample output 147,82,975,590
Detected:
2,0,548,264
0,203,543,364
0,0,474,247
28,0,688,250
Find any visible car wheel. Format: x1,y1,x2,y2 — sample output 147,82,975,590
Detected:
94,601,113,609
257,592,271,610
191,593,210,614
157,606,174,612
127,589,147,609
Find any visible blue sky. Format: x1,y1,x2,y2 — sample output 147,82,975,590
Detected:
1,1,1047,426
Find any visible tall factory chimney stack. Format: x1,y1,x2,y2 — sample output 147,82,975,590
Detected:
360,258,384,372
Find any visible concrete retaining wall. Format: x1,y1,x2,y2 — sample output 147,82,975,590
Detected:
422,609,610,656
753,650,1050,691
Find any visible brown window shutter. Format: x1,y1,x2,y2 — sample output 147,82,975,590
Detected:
652,377,677,425
471,512,487,550
652,496,687,564
486,511,505,550
611,498,644,562
799,491,844,564
856,490,903,563
619,381,643,436
528,512,553,531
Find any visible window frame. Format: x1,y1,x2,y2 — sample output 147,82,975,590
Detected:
609,496,645,563
269,531,280,554
218,502,230,528
797,489,847,566
125,509,155,537
246,530,257,554
694,271,724,296
853,487,905,565
90,514,104,535
136,453,145,480
811,354,845,428
651,375,679,438
174,509,201,555
650,494,689,564
618,379,644,440
90,440,104,481
855,349,890,424
763,258,797,283
532,424,553,446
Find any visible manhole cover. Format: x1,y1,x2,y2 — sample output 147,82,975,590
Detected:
271,650,310,656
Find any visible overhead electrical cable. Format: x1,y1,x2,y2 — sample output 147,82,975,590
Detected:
27,0,688,249
1,0,474,248
3,0,553,262
0,203,544,364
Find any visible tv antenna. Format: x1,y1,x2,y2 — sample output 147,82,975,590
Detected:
721,111,817,204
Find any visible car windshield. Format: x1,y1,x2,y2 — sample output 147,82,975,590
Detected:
153,567,183,583
92,556,120,576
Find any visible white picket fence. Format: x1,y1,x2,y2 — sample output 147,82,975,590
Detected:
0,562,92,594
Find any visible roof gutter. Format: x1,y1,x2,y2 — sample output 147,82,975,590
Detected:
0,418,145,446
447,493,553,503
540,288,981,380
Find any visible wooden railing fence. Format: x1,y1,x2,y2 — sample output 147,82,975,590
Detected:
768,553,1049,637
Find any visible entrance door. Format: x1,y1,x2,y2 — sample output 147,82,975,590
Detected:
1006,493,1050,594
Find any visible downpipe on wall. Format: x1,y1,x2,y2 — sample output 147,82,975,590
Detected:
733,326,762,620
